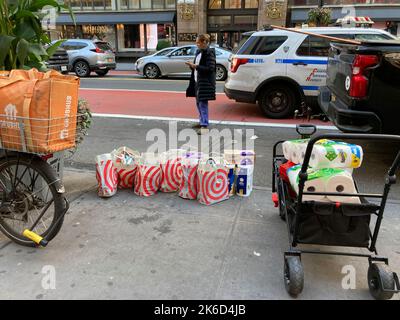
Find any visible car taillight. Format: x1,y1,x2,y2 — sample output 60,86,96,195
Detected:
91,47,104,53
231,58,249,73
349,54,379,98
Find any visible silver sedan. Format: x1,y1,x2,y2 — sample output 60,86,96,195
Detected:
135,45,231,81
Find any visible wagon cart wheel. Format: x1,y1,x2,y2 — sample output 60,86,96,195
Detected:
284,256,304,297
368,263,395,300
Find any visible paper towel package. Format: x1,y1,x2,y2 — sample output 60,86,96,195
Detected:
299,141,363,169
287,165,360,203
224,150,255,165
282,139,309,164
236,164,254,197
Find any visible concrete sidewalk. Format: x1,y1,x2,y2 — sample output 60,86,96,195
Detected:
0,168,399,300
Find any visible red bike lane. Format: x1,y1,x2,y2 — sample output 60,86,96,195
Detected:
79,88,333,127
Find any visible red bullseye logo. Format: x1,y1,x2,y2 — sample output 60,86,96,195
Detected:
135,165,161,196
161,159,183,192
179,165,198,199
118,167,137,189
96,160,118,196
200,168,228,205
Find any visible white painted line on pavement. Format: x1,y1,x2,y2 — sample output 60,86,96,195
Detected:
92,113,338,130
80,88,225,95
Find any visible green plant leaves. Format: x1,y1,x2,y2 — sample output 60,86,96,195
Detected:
46,39,65,57
16,38,29,66
0,35,15,68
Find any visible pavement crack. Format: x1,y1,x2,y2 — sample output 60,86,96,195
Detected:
213,200,243,299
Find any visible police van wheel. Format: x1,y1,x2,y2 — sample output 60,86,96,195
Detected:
259,86,296,119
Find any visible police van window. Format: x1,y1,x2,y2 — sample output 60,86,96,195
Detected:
297,35,352,57
355,34,392,41
237,36,287,55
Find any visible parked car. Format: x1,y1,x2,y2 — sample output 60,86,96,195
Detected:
58,39,116,77
135,45,231,81
224,27,397,119
319,39,400,134
45,46,70,74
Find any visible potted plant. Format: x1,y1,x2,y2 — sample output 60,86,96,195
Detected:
0,0,74,71
307,8,332,27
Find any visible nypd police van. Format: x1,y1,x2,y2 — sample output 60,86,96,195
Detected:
224,27,396,119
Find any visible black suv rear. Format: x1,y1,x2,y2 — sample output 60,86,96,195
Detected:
319,40,400,134
46,47,70,74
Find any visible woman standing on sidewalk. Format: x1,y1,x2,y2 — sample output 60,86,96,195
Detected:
185,34,216,135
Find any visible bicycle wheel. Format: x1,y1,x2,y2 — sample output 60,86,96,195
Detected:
0,153,65,247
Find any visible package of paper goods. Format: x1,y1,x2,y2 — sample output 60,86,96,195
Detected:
159,149,187,192
223,149,255,165
134,153,162,197
287,165,361,204
111,147,141,189
283,139,363,169
0,69,79,153
298,141,363,169
179,152,205,200
236,158,254,197
96,153,119,197
197,156,229,205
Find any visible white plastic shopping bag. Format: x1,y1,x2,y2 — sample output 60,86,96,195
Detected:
134,152,162,197
111,146,141,189
95,153,118,197
197,156,229,205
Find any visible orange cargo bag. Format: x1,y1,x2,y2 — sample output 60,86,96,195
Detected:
0,68,80,153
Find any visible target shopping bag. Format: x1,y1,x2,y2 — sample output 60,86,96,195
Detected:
111,146,140,189
197,156,229,205
96,153,118,197
159,149,186,193
179,152,205,200
134,153,162,197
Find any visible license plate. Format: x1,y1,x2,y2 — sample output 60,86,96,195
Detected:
61,66,67,71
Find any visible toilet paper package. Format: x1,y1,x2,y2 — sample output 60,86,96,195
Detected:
236,164,254,197
299,141,363,169
282,139,309,164
287,165,327,201
287,165,360,203
223,150,255,165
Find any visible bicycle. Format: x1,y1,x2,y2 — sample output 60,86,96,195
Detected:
0,114,77,247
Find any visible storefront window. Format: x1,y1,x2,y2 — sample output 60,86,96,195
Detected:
81,0,93,10
208,16,232,27
166,0,176,8
129,0,140,9
93,0,105,9
153,0,165,8
105,0,112,9
225,0,242,9
141,0,152,9
69,0,82,10
244,0,258,9
209,0,222,8
234,15,257,26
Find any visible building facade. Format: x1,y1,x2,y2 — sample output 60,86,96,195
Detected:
56,0,400,58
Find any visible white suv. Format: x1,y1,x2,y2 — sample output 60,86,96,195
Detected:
224,27,396,119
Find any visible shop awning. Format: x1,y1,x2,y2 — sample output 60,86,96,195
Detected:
57,11,176,25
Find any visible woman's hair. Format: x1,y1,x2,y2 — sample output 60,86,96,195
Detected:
197,34,210,44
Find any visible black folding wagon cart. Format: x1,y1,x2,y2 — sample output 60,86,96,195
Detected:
272,125,400,300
